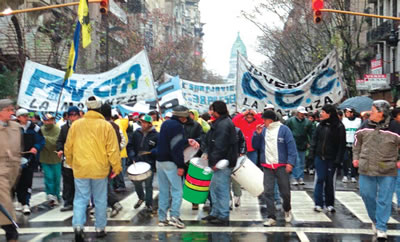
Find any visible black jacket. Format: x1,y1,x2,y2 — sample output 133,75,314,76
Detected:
183,118,204,145
236,127,247,155
309,118,346,165
56,122,70,152
127,128,159,170
203,115,238,168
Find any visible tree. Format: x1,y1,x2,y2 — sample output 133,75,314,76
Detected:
0,67,19,99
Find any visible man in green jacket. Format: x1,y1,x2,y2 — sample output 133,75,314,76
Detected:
40,114,61,206
285,106,313,185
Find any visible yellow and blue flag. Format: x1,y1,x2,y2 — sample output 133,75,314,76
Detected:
78,0,91,48
63,21,81,81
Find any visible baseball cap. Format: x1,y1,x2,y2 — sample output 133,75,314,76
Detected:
67,106,80,116
16,108,29,117
130,112,139,118
297,106,307,114
262,110,277,121
264,104,275,110
42,113,55,121
165,112,173,118
172,105,189,118
141,114,153,123
85,96,102,109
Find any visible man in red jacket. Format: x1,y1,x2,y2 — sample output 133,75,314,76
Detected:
232,109,263,165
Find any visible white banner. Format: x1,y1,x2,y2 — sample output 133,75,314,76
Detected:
17,50,156,112
236,51,344,115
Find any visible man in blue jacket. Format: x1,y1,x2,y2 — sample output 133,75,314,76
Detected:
252,110,297,226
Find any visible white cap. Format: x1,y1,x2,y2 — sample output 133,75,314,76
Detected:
297,106,307,114
111,109,119,117
265,104,275,110
165,112,173,118
16,108,29,117
85,96,102,109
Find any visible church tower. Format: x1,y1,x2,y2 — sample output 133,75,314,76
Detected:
227,32,247,82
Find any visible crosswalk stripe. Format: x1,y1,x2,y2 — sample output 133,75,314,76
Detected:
297,231,310,242
108,191,159,221
29,192,47,208
229,190,262,221
336,191,399,224
291,191,331,222
30,206,73,222
28,232,51,242
180,199,203,221
394,193,398,205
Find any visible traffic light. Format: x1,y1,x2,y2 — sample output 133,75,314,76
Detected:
312,0,324,23
100,0,109,14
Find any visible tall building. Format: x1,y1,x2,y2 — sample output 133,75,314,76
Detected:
227,32,247,83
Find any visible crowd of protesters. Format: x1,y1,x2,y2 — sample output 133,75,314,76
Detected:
1,96,400,241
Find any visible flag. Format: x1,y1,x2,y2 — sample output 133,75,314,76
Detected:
78,0,91,48
63,21,81,81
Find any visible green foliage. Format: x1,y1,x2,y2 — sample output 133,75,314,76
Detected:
0,67,19,99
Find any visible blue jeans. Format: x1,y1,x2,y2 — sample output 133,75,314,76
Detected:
314,156,335,207
210,167,231,220
359,175,396,232
133,173,154,206
72,178,108,229
113,158,127,189
156,161,182,221
292,150,306,180
42,163,61,200
247,151,258,165
397,168,400,208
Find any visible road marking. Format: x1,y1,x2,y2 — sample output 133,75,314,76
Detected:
28,232,51,242
4,226,400,236
297,231,310,242
30,206,73,222
336,191,399,224
29,192,47,208
394,193,398,205
108,191,159,221
229,190,262,221
291,191,331,222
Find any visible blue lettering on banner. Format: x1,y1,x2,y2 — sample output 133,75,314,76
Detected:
310,68,336,96
275,89,304,109
241,72,267,99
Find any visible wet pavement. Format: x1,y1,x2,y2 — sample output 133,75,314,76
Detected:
2,172,400,242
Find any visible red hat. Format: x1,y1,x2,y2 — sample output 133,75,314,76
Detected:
130,112,139,118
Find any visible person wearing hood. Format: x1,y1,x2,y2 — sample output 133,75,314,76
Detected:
127,115,158,213
353,100,400,239
309,104,345,214
189,109,210,133
40,114,62,206
341,108,362,183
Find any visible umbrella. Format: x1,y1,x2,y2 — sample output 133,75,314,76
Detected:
338,96,374,113
0,203,18,229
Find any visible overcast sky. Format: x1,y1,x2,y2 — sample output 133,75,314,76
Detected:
198,0,270,78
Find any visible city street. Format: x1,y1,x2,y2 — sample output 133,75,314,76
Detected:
3,173,400,242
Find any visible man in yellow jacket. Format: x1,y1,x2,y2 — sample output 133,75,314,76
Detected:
64,96,121,241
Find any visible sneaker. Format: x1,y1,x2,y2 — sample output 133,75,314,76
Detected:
351,177,357,183
14,202,22,211
298,178,305,185
234,196,241,207
327,206,336,213
114,187,127,193
377,230,387,239
60,204,73,212
309,169,315,175
263,218,276,226
371,223,377,234
192,204,199,210
74,227,85,242
314,205,322,212
145,205,153,213
209,217,229,226
202,215,217,221
95,228,107,238
284,210,293,223
110,202,123,218
134,199,144,209
23,205,31,215
169,216,185,229
158,220,170,227
291,179,299,186
342,176,348,183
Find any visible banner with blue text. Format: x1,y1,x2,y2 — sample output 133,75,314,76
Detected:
17,50,156,112
236,51,344,115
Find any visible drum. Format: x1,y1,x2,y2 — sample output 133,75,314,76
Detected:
184,146,199,164
183,158,213,204
127,162,152,182
231,156,264,197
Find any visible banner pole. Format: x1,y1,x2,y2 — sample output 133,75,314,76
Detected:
54,79,66,118
235,50,239,114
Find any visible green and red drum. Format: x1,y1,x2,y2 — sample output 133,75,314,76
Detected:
183,158,213,204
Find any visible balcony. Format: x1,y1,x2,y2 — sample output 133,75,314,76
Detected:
367,20,400,44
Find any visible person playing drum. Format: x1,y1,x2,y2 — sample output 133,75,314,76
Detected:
127,115,158,213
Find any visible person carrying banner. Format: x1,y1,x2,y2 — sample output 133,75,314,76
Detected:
252,110,297,226
156,105,199,229
0,99,22,242
285,106,313,186
56,106,81,212
15,108,45,215
64,96,121,240
40,114,62,206
201,101,238,226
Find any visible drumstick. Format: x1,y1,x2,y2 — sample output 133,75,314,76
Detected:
20,151,33,155
139,151,151,156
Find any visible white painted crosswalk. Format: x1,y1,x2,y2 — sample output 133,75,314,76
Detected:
291,191,331,222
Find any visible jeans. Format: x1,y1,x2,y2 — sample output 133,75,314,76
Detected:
156,161,182,221
359,175,396,232
133,173,154,206
314,156,336,207
210,167,232,220
113,158,127,189
72,178,108,229
15,163,34,206
42,163,61,200
247,151,258,166
263,167,291,219
292,150,306,180
396,168,400,208
62,166,74,206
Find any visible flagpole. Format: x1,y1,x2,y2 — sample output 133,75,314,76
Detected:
334,48,349,99
235,50,239,113
54,81,66,117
